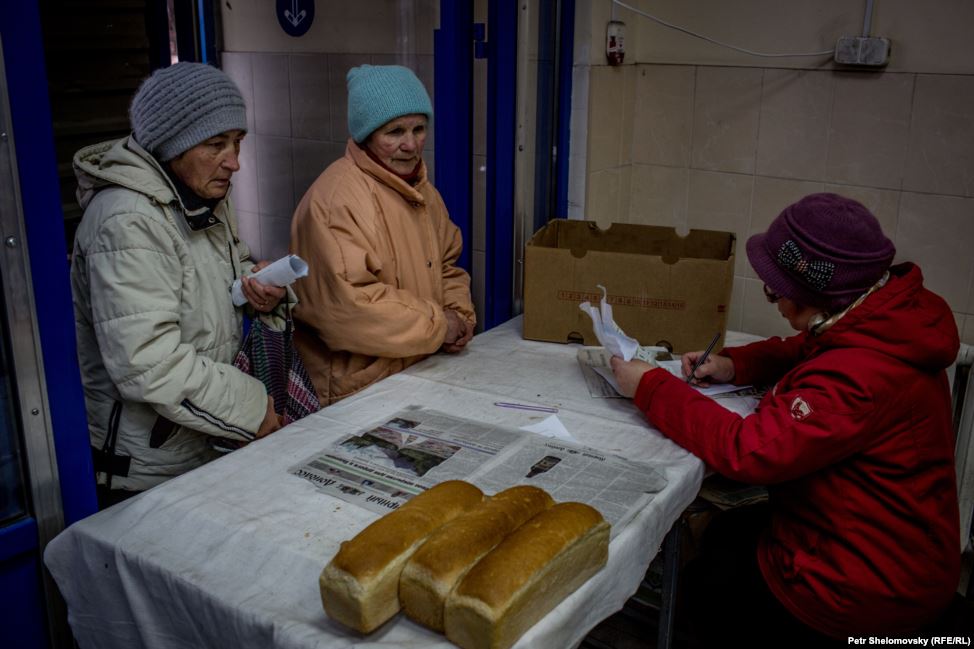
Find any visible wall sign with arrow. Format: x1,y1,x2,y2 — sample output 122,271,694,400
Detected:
276,0,315,37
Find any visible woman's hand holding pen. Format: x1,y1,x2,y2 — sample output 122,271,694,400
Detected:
611,341,737,397
681,352,735,385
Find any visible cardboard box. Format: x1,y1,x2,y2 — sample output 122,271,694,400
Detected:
523,220,735,353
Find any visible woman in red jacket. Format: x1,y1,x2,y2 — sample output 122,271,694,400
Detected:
612,193,960,645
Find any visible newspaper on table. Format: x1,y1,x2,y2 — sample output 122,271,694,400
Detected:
289,407,668,538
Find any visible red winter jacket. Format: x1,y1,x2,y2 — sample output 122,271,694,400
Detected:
633,263,960,638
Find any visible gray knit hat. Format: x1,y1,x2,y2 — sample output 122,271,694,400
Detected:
129,62,247,161
346,65,433,143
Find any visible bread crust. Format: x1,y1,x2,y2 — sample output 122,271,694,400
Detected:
319,480,484,632
399,485,554,630
443,502,610,649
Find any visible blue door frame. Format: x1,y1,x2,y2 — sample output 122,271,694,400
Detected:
435,1,573,331
555,0,575,220
433,2,474,274
483,0,518,330
1,1,98,647
2,0,95,531
434,0,518,331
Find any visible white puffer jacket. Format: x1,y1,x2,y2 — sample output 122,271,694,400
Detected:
71,136,267,491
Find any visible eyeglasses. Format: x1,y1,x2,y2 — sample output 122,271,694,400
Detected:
763,284,781,303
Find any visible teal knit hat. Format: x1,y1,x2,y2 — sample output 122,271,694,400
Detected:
346,65,433,143
130,62,247,161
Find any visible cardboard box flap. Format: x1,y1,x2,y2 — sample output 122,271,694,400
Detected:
529,220,734,262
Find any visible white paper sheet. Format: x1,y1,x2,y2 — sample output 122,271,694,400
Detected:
519,413,578,442
579,285,640,360
231,254,308,306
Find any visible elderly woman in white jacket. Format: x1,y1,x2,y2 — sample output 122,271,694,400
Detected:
71,62,285,508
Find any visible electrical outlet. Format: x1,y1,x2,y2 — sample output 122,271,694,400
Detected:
834,36,891,67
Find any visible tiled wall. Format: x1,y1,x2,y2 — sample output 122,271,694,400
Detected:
574,2,974,344
583,64,974,344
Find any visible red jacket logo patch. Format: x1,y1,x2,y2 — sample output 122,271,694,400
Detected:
790,396,812,421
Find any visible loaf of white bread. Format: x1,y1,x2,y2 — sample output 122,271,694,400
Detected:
319,480,484,633
443,501,610,649
399,485,554,631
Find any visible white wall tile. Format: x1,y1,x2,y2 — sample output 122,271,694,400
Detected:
260,214,293,262
567,151,588,219
222,52,255,134
726,275,745,333
587,167,631,228
632,64,694,168
690,67,763,174
587,66,631,172
252,54,291,137
895,192,974,310
628,164,688,230
687,170,753,277
292,139,344,205
756,69,833,181
961,313,974,346
289,54,330,140
233,135,260,214
256,135,294,219
236,209,261,260
903,74,974,197
826,73,913,190
568,64,590,219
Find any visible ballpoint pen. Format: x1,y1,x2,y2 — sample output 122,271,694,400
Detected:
686,332,721,384
494,402,559,413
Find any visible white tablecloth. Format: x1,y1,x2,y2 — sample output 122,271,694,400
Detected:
44,317,756,649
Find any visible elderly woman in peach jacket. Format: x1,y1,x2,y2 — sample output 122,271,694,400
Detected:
290,65,475,405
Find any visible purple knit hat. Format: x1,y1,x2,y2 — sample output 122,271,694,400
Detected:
746,193,895,311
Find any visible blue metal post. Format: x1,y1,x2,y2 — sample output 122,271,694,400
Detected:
197,0,211,63
484,0,517,329
2,0,96,525
434,1,473,272
555,0,576,219
532,0,556,233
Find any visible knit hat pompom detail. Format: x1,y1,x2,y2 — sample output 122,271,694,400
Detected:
346,65,433,143
130,62,247,161
746,193,896,311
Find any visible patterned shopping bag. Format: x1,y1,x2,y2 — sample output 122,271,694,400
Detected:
233,316,321,426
